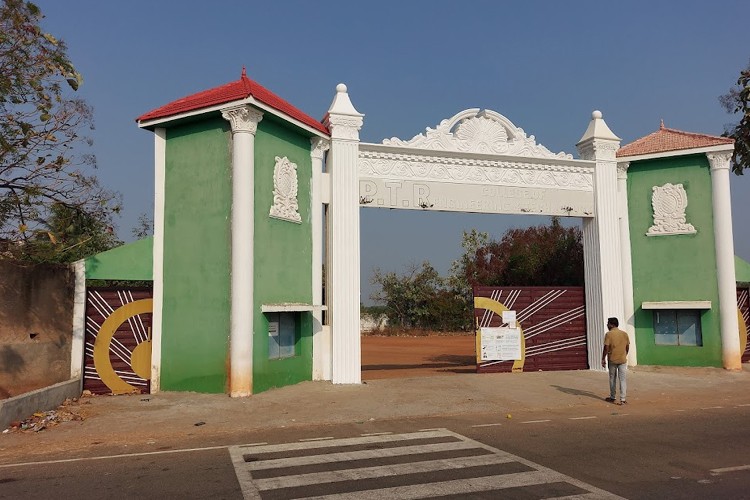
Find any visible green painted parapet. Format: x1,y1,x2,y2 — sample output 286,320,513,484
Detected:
737,256,750,285
84,237,153,281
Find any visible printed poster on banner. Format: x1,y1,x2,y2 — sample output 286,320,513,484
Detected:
480,327,522,361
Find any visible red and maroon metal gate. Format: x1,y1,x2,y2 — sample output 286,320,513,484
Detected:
83,287,153,394
473,286,587,373
739,287,749,363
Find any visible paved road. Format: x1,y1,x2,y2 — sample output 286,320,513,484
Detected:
2,402,749,499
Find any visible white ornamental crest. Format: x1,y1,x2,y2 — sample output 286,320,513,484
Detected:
269,156,301,223
647,183,696,236
382,109,572,159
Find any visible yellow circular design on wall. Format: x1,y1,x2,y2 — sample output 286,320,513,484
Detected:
739,307,747,357
93,298,153,394
474,296,526,372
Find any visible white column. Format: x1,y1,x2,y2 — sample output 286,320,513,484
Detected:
324,84,364,384
150,127,166,392
707,151,741,370
617,161,637,365
311,137,331,381
222,104,263,396
70,259,86,383
577,111,625,370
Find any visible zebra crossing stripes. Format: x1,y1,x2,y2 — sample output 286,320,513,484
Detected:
229,429,623,500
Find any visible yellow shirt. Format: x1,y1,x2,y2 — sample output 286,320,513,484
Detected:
604,328,629,365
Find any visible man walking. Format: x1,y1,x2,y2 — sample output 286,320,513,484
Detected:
602,317,629,405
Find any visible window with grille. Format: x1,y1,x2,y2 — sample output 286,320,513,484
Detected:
653,310,702,346
267,312,298,359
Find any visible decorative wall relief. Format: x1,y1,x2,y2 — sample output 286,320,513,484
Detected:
382,108,573,160
269,156,301,223
647,183,696,236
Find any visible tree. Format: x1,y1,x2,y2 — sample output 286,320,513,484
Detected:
0,0,120,257
19,202,121,263
720,59,750,175
450,218,584,289
371,261,472,331
371,262,442,329
447,228,489,296
131,213,153,239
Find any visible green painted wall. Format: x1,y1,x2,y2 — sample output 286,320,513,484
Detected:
628,154,722,366
736,255,750,284
85,237,153,280
161,118,232,392
252,117,314,393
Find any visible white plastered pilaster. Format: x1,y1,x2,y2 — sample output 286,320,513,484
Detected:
311,137,331,381
70,259,86,382
150,127,166,392
617,161,637,365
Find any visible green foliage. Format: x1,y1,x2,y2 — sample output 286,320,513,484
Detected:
0,0,121,258
131,213,153,239
451,217,584,288
447,228,489,298
720,59,750,175
8,203,121,262
360,304,387,317
371,261,468,331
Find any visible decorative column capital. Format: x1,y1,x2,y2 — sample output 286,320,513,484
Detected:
310,137,330,160
706,151,732,172
578,141,620,162
324,83,364,141
326,114,364,141
617,161,630,180
221,105,263,135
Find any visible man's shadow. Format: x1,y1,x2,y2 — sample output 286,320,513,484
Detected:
550,385,602,401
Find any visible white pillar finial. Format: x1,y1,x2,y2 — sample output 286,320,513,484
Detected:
577,110,621,161
325,83,364,142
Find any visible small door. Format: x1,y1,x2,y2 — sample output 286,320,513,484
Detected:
83,287,153,394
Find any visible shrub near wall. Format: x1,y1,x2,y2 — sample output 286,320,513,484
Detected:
0,260,74,398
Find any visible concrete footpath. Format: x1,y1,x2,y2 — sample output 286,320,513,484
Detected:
1,365,749,464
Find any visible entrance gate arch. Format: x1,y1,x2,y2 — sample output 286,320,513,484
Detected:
323,86,628,384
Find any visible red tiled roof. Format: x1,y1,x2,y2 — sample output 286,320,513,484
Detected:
137,69,329,135
617,121,733,157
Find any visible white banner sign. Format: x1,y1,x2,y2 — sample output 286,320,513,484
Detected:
359,179,593,217
480,327,522,361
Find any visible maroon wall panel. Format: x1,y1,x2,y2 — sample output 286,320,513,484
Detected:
474,286,587,373
739,287,749,364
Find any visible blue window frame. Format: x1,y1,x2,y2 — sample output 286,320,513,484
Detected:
267,312,298,359
653,310,702,346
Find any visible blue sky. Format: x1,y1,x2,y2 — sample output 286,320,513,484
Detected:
35,0,749,301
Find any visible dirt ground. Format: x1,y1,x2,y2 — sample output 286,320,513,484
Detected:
361,334,476,380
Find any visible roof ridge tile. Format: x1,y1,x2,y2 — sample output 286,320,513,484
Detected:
137,72,329,135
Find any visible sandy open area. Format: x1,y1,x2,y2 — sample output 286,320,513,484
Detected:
361,334,476,380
